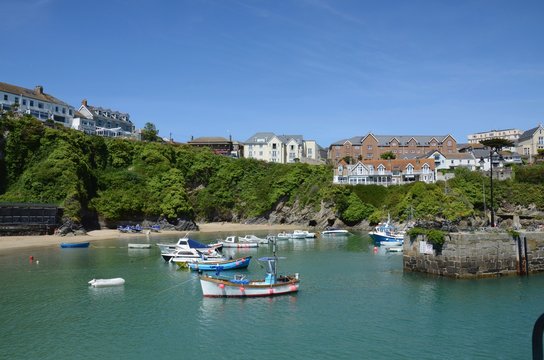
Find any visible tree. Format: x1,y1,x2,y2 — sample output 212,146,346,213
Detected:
479,138,515,152
141,122,159,142
380,151,396,160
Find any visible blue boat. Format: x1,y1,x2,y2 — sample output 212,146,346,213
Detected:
188,256,252,271
368,217,405,246
60,241,90,248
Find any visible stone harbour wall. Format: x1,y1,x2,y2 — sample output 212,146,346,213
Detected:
403,231,544,278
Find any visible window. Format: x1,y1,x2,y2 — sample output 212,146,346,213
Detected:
406,165,414,174
378,165,385,175
259,151,263,156
308,149,313,156
338,166,343,173
3,94,7,101
14,97,19,104
30,100,34,106
22,99,26,106
272,150,277,157
272,143,277,149
367,145,372,150
62,108,66,114
55,106,59,112
539,137,544,145
290,145,294,150
38,102,44,109
422,164,430,174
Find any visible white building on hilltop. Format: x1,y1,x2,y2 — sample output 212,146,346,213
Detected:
76,99,135,138
243,132,322,164
467,128,522,148
0,81,75,126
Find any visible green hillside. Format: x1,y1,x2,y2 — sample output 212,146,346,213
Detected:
1,113,543,229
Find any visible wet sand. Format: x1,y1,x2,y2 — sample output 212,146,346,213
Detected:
0,222,302,253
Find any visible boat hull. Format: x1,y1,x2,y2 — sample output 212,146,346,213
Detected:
200,276,300,297
60,242,90,248
188,257,251,271
88,278,125,287
221,242,259,248
369,233,404,245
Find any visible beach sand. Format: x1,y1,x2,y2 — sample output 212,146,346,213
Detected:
0,222,302,253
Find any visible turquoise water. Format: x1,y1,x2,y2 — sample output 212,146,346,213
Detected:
1,231,543,360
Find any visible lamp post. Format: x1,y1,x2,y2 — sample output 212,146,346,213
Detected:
479,157,487,224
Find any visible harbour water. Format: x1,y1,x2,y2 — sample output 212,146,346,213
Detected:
1,231,542,359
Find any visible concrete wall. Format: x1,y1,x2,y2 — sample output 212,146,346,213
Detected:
403,231,544,278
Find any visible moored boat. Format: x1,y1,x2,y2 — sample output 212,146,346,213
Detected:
128,243,152,249
188,256,252,271
88,278,125,287
238,234,268,244
199,243,299,298
219,236,259,248
368,216,405,245
293,230,316,238
163,247,223,263
321,227,349,236
60,241,90,248
157,237,223,253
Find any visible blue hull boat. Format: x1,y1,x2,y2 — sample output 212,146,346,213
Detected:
368,216,405,245
188,256,251,271
60,242,90,248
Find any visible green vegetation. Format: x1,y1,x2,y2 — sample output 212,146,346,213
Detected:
1,113,543,228
407,227,446,246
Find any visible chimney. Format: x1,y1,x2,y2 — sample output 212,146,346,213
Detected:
35,85,43,95
82,99,88,106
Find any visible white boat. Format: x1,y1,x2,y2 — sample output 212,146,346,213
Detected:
128,243,151,249
276,232,292,240
199,242,300,297
293,230,316,238
321,227,349,235
385,245,404,253
157,237,222,253
88,278,125,287
219,236,259,248
238,235,268,244
163,247,223,263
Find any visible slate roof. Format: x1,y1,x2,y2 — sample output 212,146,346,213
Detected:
518,126,542,143
244,132,303,145
189,137,231,144
0,81,72,107
330,133,453,147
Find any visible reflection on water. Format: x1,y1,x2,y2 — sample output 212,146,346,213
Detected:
1,230,543,359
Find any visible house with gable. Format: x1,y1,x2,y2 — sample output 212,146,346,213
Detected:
0,81,75,126
77,99,135,138
329,133,458,163
516,124,544,162
427,150,478,172
333,158,435,186
243,132,321,164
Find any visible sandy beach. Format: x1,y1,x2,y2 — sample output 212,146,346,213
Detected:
0,222,303,253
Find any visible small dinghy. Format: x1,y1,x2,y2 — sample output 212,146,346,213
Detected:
128,243,151,249
88,278,125,287
60,241,90,248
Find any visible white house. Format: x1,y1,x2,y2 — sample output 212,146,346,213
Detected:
0,81,75,126
516,124,544,162
427,150,478,171
243,132,321,164
77,99,135,138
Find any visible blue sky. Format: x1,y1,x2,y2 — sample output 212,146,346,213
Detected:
2,0,543,147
